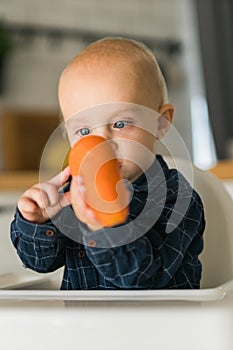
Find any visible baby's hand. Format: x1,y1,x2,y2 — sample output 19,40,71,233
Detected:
18,167,71,224
70,176,103,231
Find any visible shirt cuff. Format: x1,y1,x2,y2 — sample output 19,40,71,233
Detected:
79,219,134,249
15,208,62,241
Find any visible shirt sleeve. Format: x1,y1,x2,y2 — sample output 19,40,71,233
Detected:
80,190,205,289
10,209,66,273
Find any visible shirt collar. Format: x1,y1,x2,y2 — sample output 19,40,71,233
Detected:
132,155,169,193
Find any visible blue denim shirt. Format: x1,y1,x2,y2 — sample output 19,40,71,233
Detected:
10,155,205,290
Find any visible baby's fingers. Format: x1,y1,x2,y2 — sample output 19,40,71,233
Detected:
21,186,51,209
18,195,40,214
70,176,103,229
18,184,59,223
48,166,71,189
36,183,59,207
70,176,89,222
18,195,47,223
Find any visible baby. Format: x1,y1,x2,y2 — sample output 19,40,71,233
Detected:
10,37,205,290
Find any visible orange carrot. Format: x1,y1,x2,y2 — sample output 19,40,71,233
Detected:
69,135,129,227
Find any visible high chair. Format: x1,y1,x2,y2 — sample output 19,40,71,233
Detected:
0,158,233,350
165,157,233,290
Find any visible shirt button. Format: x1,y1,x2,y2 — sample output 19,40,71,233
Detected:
77,249,86,258
87,240,97,247
45,229,55,237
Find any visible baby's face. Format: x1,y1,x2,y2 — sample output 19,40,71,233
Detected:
59,61,161,182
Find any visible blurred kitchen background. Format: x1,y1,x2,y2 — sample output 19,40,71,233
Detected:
0,0,232,173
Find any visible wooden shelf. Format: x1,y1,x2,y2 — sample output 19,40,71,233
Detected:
1,159,233,192
0,171,39,191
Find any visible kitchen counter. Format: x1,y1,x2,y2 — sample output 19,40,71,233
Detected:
210,159,233,179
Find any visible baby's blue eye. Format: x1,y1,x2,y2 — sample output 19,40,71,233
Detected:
78,128,91,136
113,121,126,129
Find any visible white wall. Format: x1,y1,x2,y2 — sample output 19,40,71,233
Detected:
0,0,208,164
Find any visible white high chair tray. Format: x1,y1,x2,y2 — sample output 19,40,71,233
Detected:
0,284,233,350
0,280,232,301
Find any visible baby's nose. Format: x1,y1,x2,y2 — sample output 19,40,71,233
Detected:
94,126,118,151
94,125,111,139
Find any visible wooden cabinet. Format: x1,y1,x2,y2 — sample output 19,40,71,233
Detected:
1,109,60,170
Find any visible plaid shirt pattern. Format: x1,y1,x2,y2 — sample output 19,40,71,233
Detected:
10,155,205,290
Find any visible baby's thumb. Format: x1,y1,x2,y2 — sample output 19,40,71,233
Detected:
59,191,71,209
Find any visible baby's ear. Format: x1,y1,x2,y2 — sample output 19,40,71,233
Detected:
157,104,174,139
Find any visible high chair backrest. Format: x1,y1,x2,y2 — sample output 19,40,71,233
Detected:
165,157,233,288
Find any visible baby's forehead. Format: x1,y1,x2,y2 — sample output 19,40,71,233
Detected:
68,103,143,119
61,57,163,108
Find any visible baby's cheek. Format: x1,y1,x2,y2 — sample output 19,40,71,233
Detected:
120,161,142,182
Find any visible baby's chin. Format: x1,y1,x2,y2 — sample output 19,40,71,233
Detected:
118,160,144,183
